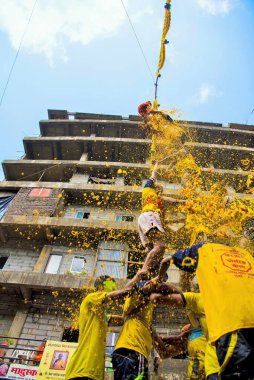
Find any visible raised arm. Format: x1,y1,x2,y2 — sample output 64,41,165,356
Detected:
150,160,158,180
153,331,188,359
103,287,133,304
158,256,173,281
161,195,186,204
142,279,181,295
150,293,184,307
108,315,124,326
104,270,147,303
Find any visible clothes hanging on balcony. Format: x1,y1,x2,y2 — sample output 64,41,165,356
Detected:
0,193,15,215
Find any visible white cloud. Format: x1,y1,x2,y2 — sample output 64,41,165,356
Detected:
0,0,132,64
192,84,222,104
131,5,153,23
195,0,239,15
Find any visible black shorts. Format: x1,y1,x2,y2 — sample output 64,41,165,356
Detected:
112,348,148,380
216,328,254,380
206,374,219,380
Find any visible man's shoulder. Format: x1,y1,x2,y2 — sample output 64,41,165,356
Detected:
82,291,106,306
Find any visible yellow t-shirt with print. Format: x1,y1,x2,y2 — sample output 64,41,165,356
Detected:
196,243,254,342
183,292,220,377
65,291,107,380
114,291,154,359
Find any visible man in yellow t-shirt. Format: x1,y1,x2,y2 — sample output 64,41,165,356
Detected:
112,289,154,380
138,161,184,273
151,228,254,380
150,292,220,380
138,160,166,272
185,326,207,380
65,274,141,380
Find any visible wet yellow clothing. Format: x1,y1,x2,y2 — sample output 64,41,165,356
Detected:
183,292,207,337
183,292,220,377
114,292,154,359
187,334,206,380
65,291,107,380
197,243,254,342
141,187,163,217
205,342,219,377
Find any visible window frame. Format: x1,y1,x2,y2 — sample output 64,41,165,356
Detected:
106,332,119,355
70,256,86,274
96,242,128,279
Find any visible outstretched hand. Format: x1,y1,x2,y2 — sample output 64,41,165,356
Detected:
142,275,162,294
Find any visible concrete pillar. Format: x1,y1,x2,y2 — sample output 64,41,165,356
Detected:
80,153,88,161
0,226,7,242
115,177,124,186
33,245,51,273
8,309,28,348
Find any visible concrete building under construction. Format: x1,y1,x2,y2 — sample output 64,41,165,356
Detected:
0,109,253,378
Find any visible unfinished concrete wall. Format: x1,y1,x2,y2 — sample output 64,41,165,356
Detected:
50,246,96,276
63,205,138,222
18,312,69,349
0,294,16,335
6,188,62,217
0,240,42,272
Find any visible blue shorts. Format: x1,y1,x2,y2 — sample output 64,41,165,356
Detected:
112,348,148,380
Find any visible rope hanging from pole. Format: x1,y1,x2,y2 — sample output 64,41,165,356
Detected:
154,0,172,103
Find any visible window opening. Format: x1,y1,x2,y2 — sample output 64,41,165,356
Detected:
0,256,8,269
44,254,62,274
75,211,90,219
70,256,86,274
115,215,134,222
62,328,79,343
106,332,119,355
88,176,115,185
96,241,128,279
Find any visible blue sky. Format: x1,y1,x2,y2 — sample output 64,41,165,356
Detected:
0,0,254,179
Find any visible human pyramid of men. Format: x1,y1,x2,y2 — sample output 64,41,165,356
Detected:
65,106,254,380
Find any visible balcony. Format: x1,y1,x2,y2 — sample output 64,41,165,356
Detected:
2,160,150,182
184,141,254,170
23,136,151,162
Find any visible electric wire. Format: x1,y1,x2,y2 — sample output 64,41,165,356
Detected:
0,0,38,108
15,163,61,181
120,0,154,81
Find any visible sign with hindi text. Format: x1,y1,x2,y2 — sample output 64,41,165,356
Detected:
35,340,77,380
7,364,38,380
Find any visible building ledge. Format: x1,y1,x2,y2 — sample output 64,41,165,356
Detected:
185,141,254,153
24,136,152,144
1,215,138,231
0,271,127,292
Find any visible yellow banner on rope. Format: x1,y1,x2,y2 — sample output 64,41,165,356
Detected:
157,0,171,73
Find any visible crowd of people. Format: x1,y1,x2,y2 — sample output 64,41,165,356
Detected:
65,158,254,380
